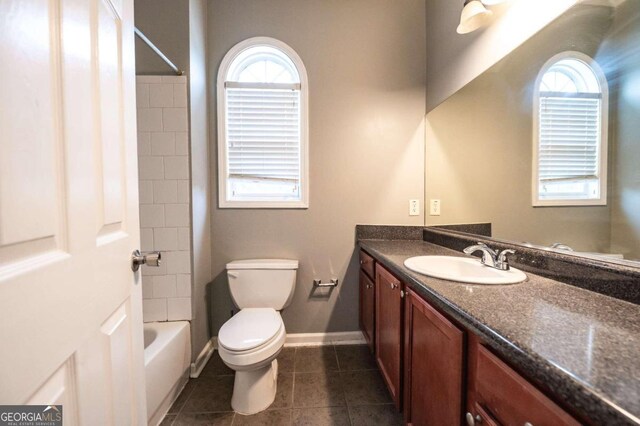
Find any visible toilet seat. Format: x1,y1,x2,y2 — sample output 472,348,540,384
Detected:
218,308,286,370
218,308,282,352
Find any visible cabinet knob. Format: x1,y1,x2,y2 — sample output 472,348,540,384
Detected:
390,282,399,289
465,412,482,426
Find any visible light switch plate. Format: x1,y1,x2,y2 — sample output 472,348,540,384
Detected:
409,199,420,216
429,199,441,216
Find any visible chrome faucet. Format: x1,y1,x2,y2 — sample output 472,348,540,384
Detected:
463,242,516,271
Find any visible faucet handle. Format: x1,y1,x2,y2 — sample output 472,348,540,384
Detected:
496,249,516,270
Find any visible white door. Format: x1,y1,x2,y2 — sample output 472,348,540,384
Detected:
0,0,146,424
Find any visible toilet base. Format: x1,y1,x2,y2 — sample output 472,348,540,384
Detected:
231,359,279,415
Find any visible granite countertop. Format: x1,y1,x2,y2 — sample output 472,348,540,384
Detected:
359,239,640,425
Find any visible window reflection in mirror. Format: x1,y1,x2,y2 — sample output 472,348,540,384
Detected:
533,52,608,206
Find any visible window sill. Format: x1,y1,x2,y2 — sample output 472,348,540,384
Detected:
219,200,309,209
532,199,607,207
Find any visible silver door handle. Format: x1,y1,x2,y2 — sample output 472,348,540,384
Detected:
131,250,161,272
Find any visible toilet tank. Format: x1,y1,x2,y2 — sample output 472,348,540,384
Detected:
226,259,298,310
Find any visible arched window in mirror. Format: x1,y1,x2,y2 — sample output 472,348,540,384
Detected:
533,52,608,206
217,37,308,208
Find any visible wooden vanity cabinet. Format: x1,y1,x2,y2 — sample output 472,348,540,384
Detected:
359,250,376,352
404,288,464,426
375,263,404,409
467,335,580,426
360,250,581,424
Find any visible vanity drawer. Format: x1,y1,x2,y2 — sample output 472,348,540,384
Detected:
473,344,579,426
360,250,375,279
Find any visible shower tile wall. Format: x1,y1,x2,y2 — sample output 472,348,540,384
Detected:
136,75,192,322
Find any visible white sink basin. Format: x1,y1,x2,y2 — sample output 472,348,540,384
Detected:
404,256,526,285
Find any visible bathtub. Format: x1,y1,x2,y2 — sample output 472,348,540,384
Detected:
144,321,191,426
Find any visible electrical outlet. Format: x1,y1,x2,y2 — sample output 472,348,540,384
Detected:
429,199,441,216
409,199,420,216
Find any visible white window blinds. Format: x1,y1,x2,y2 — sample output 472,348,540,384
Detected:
226,86,301,183
218,39,308,207
538,93,601,182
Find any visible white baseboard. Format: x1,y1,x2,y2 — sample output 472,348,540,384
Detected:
284,331,365,347
190,333,364,374
190,337,217,378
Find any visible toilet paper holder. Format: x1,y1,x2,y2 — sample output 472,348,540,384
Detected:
313,279,339,288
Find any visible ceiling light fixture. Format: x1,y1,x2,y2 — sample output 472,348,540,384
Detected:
480,0,506,5
457,0,494,35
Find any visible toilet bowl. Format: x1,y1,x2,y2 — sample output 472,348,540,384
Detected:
217,259,298,415
218,308,286,414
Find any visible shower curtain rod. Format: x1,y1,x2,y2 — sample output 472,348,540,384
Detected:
134,27,184,76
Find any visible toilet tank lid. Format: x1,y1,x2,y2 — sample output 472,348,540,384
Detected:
226,259,299,270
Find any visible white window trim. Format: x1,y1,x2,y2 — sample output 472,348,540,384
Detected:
217,37,309,209
532,51,609,207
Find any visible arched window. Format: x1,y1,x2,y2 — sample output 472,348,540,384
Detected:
217,37,308,208
532,52,608,206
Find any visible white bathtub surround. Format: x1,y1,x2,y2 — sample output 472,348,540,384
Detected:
136,76,193,322
144,321,191,426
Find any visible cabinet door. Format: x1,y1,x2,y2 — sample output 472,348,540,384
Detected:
375,264,403,409
467,335,580,426
359,271,375,352
360,250,375,280
404,289,464,426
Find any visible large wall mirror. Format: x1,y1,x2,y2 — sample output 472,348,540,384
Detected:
425,0,640,264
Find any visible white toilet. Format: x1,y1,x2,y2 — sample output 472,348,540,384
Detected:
217,259,298,415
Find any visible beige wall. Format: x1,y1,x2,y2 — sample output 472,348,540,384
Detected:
207,0,426,334
425,5,614,253
134,0,190,75
425,0,579,112
187,0,212,362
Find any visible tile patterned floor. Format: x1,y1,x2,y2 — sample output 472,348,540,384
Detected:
161,344,403,425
